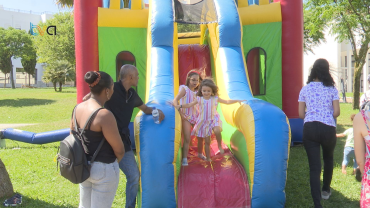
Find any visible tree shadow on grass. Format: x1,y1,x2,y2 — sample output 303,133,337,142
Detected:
58,91,76,94
0,195,75,208
321,188,360,208
0,99,55,107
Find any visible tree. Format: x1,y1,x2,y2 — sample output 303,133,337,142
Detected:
303,6,326,54
0,27,34,89
55,0,73,8
34,12,76,82
0,158,14,198
177,23,200,33
0,54,12,88
305,0,370,109
21,45,37,86
42,60,75,92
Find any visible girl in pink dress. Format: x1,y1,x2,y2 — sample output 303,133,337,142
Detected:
176,79,244,161
354,110,370,207
173,70,203,166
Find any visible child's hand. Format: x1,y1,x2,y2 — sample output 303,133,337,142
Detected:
238,100,246,104
175,105,181,110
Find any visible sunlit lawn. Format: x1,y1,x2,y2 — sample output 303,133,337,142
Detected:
0,88,362,207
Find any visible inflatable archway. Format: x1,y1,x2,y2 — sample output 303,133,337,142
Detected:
2,0,303,207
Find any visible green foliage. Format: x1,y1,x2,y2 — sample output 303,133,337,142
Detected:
177,23,200,33
33,12,75,68
21,47,37,86
305,0,370,109
303,8,326,54
0,27,34,89
42,60,75,92
54,0,73,8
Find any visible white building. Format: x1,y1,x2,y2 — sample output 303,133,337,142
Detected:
304,29,370,95
0,5,53,88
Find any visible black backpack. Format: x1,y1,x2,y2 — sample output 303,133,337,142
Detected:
57,106,105,184
361,94,370,111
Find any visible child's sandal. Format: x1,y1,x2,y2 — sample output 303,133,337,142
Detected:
198,154,207,160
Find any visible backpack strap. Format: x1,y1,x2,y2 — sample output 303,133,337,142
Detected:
74,107,104,155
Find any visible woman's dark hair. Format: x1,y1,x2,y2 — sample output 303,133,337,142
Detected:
307,59,335,87
84,71,113,94
185,70,203,90
197,78,219,96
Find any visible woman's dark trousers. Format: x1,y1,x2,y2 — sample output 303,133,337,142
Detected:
303,121,337,208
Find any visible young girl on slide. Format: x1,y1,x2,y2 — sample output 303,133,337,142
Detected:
175,79,245,162
173,70,204,166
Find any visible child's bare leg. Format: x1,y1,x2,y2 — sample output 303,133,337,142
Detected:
342,165,347,174
213,126,224,154
197,137,206,160
182,119,192,159
197,137,204,154
204,136,211,161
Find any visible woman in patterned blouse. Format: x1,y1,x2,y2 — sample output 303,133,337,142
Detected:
298,58,340,208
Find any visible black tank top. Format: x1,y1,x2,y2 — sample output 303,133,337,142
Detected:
76,109,116,164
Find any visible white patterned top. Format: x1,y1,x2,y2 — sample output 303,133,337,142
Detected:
298,82,339,127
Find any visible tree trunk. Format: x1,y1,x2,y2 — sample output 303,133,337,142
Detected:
28,74,30,86
3,74,6,88
0,158,14,198
59,82,62,92
53,82,57,91
10,69,15,89
353,65,363,109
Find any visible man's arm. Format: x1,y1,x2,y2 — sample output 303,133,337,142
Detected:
138,104,165,122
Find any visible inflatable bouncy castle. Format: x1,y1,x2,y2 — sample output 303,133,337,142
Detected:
1,0,303,207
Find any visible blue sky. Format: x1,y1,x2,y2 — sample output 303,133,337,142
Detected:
0,0,69,13
0,0,149,14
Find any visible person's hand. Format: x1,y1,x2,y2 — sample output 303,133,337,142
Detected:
238,100,246,104
174,105,181,110
158,109,165,122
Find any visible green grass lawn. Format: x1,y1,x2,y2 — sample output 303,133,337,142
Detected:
0,88,128,207
286,102,361,208
0,88,362,207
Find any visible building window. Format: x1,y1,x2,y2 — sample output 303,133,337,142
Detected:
246,47,267,96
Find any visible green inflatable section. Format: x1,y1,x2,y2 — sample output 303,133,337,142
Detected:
242,22,282,109
206,31,251,187
98,27,147,121
217,106,251,188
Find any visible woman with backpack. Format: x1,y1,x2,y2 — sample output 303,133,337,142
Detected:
298,58,340,208
72,71,125,208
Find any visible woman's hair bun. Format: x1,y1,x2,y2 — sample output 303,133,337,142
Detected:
84,71,98,85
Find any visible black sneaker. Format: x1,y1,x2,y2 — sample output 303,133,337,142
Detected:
356,168,362,182
3,193,22,206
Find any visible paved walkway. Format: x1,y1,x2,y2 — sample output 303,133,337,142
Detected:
0,124,36,129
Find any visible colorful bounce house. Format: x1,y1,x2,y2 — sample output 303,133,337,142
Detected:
1,0,303,207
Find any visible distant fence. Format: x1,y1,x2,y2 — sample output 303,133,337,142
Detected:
0,6,54,15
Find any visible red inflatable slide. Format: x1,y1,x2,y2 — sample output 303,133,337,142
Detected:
177,44,251,208
178,141,251,208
